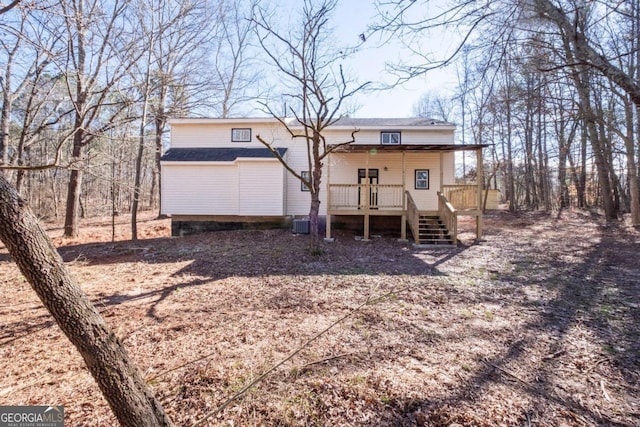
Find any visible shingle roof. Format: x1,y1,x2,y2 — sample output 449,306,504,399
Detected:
331,117,453,127
169,117,455,128
160,147,287,162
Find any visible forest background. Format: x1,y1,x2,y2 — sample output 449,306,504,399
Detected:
2,0,640,425
1,0,640,237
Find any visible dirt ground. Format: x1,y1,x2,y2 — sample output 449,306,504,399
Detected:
0,210,639,426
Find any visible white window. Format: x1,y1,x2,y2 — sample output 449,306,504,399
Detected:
231,128,251,142
381,131,401,145
415,170,429,189
301,171,311,191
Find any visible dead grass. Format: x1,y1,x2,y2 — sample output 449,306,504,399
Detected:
1,210,639,426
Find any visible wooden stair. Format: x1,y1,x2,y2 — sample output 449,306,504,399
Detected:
416,215,454,245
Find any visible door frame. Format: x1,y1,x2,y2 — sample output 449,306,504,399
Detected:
357,168,379,209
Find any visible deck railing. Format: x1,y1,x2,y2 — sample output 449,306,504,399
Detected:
438,191,458,245
328,184,404,210
406,191,421,243
441,184,478,211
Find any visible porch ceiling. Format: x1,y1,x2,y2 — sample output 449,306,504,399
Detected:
329,143,489,153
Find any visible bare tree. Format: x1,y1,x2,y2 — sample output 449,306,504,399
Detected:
211,0,261,118
146,0,219,215
531,0,640,107
0,0,20,15
0,5,71,191
0,6,26,168
130,2,156,241
57,0,141,237
412,91,454,122
374,0,640,224
0,4,174,426
0,173,174,426
251,0,368,247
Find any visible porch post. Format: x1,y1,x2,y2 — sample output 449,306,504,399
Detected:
326,150,332,213
325,152,332,241
402,151,406,206
401,151,407,240
439,151,444,190
364,214,370,241
476,147,484,239
365,151,370,210
364,150,370,240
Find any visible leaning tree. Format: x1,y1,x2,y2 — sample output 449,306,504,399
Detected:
251,0,368,247
0,2,174,425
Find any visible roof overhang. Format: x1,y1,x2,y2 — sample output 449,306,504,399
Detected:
169,117,281,126
168,117,457,131
328,144,489,153
160,147,287,162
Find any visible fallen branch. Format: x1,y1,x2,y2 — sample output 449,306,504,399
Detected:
542,350,566,361
482,358,592,425
600,379,611,402
192,285,410,427
482,358,529,385
146,349,220,384
300,352,354,371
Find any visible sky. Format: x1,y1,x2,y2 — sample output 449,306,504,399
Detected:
330,0,459,118
248,0,462,119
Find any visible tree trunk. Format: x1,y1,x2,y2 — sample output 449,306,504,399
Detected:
631,99,640,225
64,3,87,238
0,174,174,426
636,0,640,225
579,122,588,207
309,191,321,248
562,30,617,219
558,143,569,209
131,132,145,241
504,75,516,212
0,45,15,168
556,114,575,210
64,159,83,237
151,114,167,217
584,109,617,220
309,148,322,249
1,89,11,166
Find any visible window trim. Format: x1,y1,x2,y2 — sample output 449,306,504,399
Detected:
380,131,401,145
301,171,311,191
231,127,252,142
415,169,430,190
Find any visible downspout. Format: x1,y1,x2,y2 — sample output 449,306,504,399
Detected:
401,151,406,240
364,151,370,240
325,151,332,240
476,147,484,239
439,151,444,191
402,151,406,206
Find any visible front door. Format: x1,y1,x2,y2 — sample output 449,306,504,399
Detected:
358,168,379,209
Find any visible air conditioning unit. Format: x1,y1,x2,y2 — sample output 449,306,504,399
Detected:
292,219,310,234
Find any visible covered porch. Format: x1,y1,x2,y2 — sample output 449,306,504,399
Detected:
324,144,487,245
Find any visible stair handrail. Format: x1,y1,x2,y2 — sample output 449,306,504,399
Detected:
405,191,421,244
438,191,458,246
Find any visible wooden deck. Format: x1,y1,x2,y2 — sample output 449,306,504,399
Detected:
326,183,483,244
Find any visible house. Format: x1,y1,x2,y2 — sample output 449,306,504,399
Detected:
160,117,487,244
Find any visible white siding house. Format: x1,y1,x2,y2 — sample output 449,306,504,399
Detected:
161,117,486,244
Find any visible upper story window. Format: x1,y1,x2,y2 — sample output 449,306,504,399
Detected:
301,171,311,191
381,131,401,145
231,128,251,142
